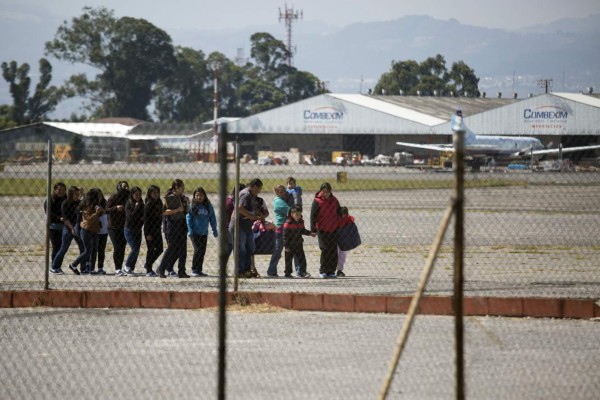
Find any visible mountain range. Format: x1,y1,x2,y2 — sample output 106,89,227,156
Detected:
1,9,599,119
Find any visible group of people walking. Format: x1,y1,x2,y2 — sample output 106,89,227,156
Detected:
45,176,357,280
46,179,217,278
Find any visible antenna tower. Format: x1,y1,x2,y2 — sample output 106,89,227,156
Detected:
279,4,303,67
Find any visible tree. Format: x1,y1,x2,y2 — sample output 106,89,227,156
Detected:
154,47,211,122
45,6,176,120
374,54,480,97
449,61,480,97
1,58,63,125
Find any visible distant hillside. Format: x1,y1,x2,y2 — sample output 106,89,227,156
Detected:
1,9,599,119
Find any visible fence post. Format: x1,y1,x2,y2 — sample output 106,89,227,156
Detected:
233,138,241,292
44,138,52,290
217,123,229,400
453,120,465,400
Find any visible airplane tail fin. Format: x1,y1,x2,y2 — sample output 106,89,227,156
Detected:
451,111,475,144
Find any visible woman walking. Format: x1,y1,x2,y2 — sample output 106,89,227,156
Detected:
45,182,67,266
107,181,129,276
123,186,144,276
310,182,341,278
143,185,163,277
50,186,83,274
157,179,190,279
68,188,104,275
187,187,218,277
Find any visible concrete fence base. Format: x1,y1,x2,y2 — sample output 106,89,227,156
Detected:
1,290,598,319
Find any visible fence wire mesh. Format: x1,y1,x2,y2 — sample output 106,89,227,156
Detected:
1,139,600,399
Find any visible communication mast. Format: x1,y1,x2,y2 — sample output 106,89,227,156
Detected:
279,4,303,67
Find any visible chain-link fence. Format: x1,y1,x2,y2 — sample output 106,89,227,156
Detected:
2,148,599,297
1,136,599,399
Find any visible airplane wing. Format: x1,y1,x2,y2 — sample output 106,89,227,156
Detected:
531,144,600,156
395,142,454,152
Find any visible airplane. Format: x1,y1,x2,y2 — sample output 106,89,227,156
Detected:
396,110,600,161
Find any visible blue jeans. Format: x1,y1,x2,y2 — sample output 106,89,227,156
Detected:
230,226,254,274
267,230,284,276
72,228,98,270
124,227,142,271
51,226,84,270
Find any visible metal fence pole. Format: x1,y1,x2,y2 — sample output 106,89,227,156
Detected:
453,124,466,400
44,138,52,290
233,138,241,292
217,123,228,400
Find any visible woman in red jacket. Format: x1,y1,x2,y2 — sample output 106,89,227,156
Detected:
310,182,341,278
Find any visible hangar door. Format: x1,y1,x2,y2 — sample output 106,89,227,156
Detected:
343,134,375,157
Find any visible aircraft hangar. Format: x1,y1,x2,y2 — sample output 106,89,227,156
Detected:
226,92,600,162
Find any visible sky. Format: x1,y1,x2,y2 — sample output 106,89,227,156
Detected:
4,0,600,32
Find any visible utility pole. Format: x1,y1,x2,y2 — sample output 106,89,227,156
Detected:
537,78,553,94
279,4,303,67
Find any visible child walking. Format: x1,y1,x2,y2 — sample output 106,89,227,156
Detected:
267,185,290,277
187,187,218,277
283,207,314,278
336,207,352,277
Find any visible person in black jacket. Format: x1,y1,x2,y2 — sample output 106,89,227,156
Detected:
106,181,129,276
143,185,163,277
157,179,190,279
283,207,314,278
44,182,66,264
50,186,83,274
123,186,144,275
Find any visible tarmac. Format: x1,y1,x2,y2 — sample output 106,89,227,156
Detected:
1,307,599,399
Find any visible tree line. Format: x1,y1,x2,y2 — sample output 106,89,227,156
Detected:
1,6,481,129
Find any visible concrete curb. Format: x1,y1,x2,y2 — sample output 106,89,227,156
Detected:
1,290,599,319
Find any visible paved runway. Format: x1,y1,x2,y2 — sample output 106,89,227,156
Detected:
1,307,599,400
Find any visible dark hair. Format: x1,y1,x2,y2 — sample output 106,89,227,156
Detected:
320,182,332,191
230,183,246,196
339,206,349,216
116,181,129,192
191,187,211,215
53,182,66,190
129,186,142,202
287,176,296,184
145,185,161,204
66,186,80,203
289,206,302,215
80,188,102,210
171,179,184,190
249,178,263,188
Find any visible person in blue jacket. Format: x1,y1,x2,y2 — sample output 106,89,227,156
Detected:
187,187,218,277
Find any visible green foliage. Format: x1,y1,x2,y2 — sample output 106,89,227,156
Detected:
1,58,63,125
45,6,176,120
374,54,480,97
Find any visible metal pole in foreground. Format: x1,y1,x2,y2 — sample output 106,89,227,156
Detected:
44,139,52,290
453,120,466,400
217,123,228,400
233,138,241,292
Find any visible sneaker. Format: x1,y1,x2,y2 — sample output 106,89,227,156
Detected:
68,264,80,275
158,271,167,278
266,273,279,278
319,273,328,278
125,269,136,276
297,272,311,279
97,269,106,275
168,271,178,277
327,273,337,278
90,270,98,275
145,271,157,277
336,270,345,277
284,273,294,278
115,269,126,276
50,268,63,275
80,269,90,275
192,271,208,277
179,273,190,279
